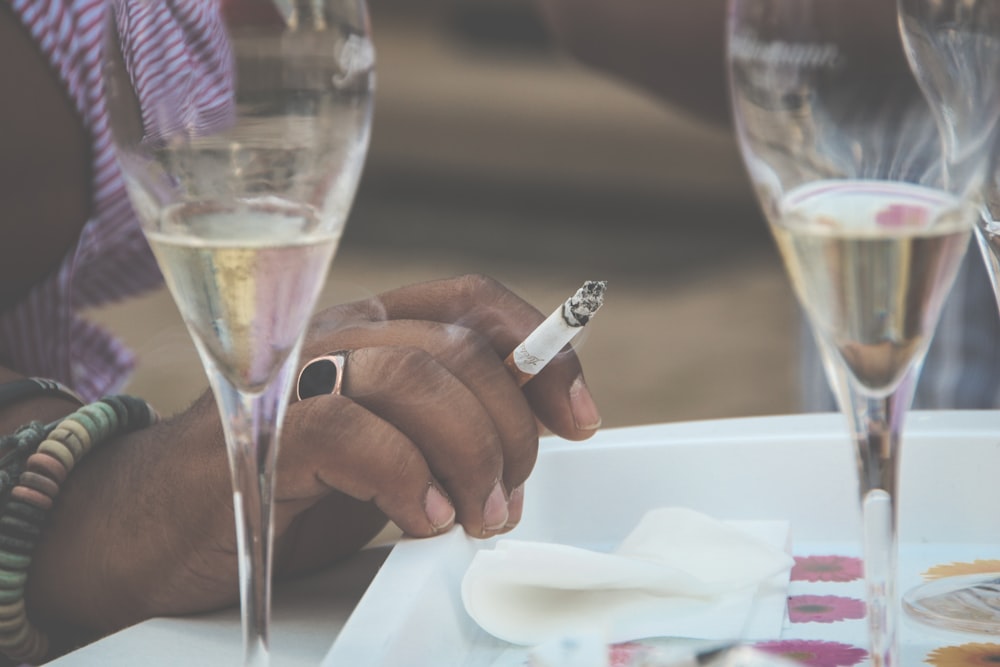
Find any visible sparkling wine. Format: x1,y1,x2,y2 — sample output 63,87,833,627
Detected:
976,214,1000,309
146,198,340,392
772,180,972,396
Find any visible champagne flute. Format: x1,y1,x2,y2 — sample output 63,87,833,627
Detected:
101,1,374,664
897,0,1000,634
727,1,989,664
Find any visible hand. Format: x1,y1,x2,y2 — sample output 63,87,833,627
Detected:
278,274,601,553
25,275,602,641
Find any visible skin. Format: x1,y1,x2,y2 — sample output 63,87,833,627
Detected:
3,0,901,655
27,276,601,645
0,3,601,655
537,0,731,124
0,2,91,311
536,0,900,123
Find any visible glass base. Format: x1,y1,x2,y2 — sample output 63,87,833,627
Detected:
903,574,1000,634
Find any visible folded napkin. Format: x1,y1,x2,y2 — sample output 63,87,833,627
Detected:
462,507,794,646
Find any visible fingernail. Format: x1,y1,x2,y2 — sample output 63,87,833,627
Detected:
505,484,524,530
425,485,455,531
483,481,509,532
570,375,602,431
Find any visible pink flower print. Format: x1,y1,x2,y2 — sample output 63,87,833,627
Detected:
792,555,863,582
788,595,866,623
609,642,646,666
875,203,928,229
754,640,867,667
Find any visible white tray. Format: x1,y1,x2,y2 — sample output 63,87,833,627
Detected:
323,411,1000,667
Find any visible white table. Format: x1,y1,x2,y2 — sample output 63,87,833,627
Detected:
45,412,1000,666
46,546,390,667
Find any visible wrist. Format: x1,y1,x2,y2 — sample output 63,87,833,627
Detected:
0,397,159,662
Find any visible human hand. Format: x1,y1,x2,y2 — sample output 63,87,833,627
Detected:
26,275,601,638
273,274,602,568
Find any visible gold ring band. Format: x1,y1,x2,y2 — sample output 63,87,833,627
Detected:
296,351,350,400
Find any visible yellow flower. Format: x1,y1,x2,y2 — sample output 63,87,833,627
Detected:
925,643,1000,666
922,561,1000,581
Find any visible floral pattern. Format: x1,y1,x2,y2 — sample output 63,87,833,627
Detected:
754,639,867,667
925,642,1000,666
792,555,864,583
922,561,1000,581
876,203,929,229
787,595,866,624
519,553,1000,667
608,642,645,667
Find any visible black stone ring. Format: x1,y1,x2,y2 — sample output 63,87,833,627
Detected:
296,351,350,400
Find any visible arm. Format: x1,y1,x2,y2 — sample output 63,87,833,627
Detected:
537,0,730,124
2,1,600,653
25,276,601,646
0,3,91,311
536,0,902,126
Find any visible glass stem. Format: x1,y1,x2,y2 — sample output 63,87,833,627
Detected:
839,369,916,667
206,353,299,667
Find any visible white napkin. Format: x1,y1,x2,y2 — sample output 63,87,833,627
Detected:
462,507,794,646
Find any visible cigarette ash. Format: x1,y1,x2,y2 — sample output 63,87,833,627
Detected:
561,280,607,327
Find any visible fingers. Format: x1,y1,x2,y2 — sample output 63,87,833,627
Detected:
293,274,604,539
282,342,532,538
309,274,602,441
303,320,539,493
342,346,513,536
278,395,458,538
380,275,602,439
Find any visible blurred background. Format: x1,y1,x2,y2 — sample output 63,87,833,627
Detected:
89,0,802,429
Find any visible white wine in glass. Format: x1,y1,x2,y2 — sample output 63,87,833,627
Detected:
896,0,1000,635
102,1,374,664
727,1,990,664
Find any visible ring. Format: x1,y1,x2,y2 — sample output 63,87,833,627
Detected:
296,351,350,400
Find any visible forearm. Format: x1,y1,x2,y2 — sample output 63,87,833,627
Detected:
536,0,898,126
22,397,229,642
537,0,730,124
23,391,387,651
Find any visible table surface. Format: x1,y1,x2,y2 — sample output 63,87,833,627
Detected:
45,546,391,667
42,412,1000,666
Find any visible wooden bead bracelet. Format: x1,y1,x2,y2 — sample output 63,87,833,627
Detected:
0,395,157,664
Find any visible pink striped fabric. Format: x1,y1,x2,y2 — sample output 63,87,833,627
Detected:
0,0,230,401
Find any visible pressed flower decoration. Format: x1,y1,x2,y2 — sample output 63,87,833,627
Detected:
925,642,1000,666
922,561,1000,581
754,639,867,667
875,203,929,229
526,555,1000,667
788,595,866,624
792,555,864,583
608,642,645,667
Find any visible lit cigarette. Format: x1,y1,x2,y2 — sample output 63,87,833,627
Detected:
504,280,607,387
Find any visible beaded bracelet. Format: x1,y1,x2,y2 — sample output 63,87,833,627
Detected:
0,395,158,664
0,379,84,412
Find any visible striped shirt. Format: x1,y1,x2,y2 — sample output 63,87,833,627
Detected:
0,0,229,401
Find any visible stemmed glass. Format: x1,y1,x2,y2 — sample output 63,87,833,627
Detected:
102,1,374,665
727,1,989,664
896,0,1000,633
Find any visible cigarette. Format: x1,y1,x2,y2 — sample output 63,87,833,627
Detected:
504,280,607,387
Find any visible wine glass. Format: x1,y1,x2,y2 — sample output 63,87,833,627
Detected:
896,0,1000,634
727,1,990,664
101,1,374,665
